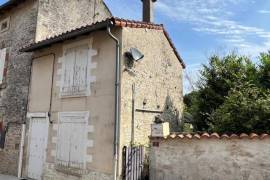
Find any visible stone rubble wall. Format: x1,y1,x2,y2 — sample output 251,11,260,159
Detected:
0,0,38,175
35,0,112,42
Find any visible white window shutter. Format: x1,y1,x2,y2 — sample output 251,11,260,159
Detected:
61,49,75,96
56,122,71,166
74,45,89,95
0,48,6,84
57,112,89,169
61,45,90,97
69,123,86,168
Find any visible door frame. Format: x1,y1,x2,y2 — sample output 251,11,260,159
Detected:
26,112,50,179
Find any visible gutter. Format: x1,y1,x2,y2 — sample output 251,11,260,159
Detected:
107,21,121,180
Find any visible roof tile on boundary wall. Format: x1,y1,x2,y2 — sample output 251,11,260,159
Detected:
150,132,270,140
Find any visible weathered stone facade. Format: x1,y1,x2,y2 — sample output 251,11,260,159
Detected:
35,0,111,41
150,137,270,180
0,0,111,176
119,27,183,177
120,27,183,146
0,0,38,175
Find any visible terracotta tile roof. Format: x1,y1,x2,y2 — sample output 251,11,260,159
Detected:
150,132,270,140
21,17,186,68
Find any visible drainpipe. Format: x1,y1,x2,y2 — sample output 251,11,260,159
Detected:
17,124,26,179
107,22,121,180
131,84,136,146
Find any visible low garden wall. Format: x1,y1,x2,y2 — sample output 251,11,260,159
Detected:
150,133,270,180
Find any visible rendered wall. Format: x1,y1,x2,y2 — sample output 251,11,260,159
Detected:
0,0,112,176
150,138,270,180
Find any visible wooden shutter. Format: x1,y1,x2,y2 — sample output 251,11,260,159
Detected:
61,45,89,97
56,121,71,166
57,112,88,169
0,48,6,84
73,45,89,95
61,48,75,96
69,122,86,168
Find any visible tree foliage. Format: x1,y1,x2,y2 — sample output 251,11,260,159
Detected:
184,52,270,133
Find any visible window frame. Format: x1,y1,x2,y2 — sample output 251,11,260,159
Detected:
0,17,10,33
60,39,92,98
0,48,8,85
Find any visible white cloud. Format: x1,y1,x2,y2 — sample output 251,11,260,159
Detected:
258,10,270,14
184,64,202,94
156,0,270,57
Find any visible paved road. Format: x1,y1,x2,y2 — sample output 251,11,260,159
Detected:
0,175,18,180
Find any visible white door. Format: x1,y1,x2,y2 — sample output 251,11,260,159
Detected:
28,117,49,180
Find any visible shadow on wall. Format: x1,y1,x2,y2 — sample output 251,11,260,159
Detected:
160,95,181,132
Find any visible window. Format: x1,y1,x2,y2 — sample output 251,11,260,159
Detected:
0,17,10,33
0,48,7,84
56,112,88,170
61,44,90,97
0,121,5,149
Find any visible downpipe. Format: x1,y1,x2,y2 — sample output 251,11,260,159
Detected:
107,22,121,180
18,124,26,179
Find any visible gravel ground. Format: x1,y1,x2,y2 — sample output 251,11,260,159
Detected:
0,175,19,180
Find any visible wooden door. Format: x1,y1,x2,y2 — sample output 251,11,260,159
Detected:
28,117,49,180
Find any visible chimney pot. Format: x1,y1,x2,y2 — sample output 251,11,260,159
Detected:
142,0,157,23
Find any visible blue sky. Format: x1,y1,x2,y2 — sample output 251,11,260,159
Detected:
1,0,270,93
103,0,270,93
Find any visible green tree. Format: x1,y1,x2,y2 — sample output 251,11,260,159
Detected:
210,83,270,133
184,52,270,133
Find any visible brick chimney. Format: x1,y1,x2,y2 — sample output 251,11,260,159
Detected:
142,0,157,22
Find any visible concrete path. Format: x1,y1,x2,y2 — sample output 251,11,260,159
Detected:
0,175,18,180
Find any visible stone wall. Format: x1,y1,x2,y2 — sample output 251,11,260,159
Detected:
119,27,184,178
0,0,38,175
120,27,184,147
35,0,112,41
150,136,270,180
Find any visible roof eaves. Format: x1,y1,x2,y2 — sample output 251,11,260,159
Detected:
21,19,110,52
0,0,25,13
102,1,113,17
21,17,186,68
112,18,185,68
163,29,186,69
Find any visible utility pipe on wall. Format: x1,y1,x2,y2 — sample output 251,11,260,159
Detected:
18,123,26,178
107,22,121,180
131,84,136,146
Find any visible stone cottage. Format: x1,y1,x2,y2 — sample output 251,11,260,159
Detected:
20,2,185,178
0,0,111,176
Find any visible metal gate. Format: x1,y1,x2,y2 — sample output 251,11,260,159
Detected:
123,146,145,180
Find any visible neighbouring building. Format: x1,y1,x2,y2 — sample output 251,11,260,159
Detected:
20,4,185,180
0,0,111,175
